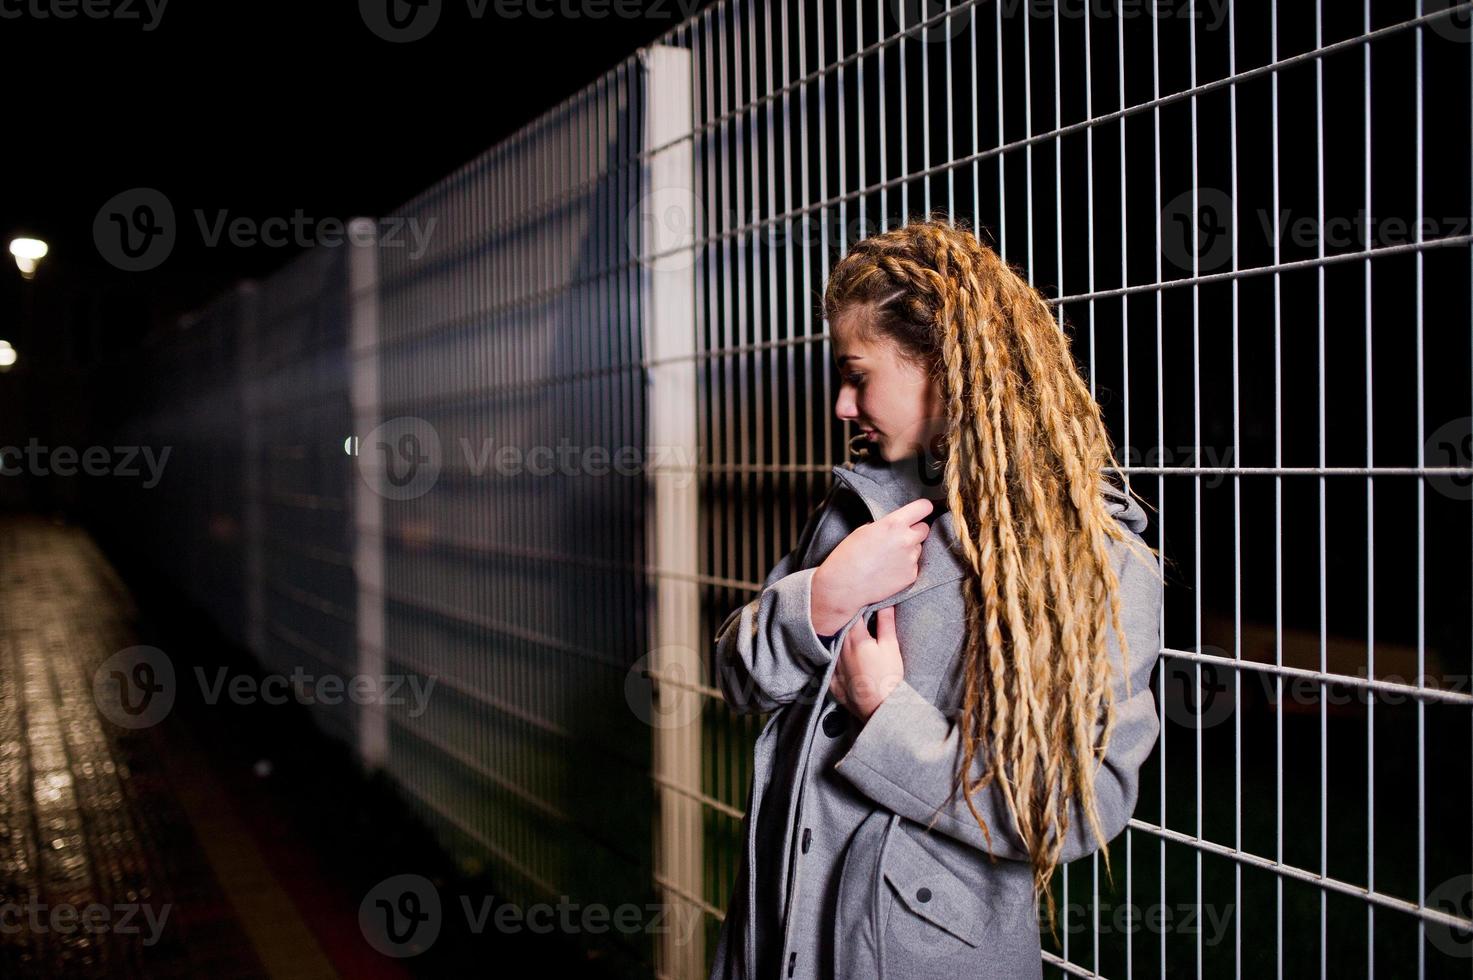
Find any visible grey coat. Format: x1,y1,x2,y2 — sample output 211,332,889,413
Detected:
707,453,1162,980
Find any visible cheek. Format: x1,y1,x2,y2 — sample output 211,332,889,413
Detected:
858,385,891,422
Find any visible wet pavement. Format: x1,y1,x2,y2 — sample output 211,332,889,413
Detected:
0,513,637,980
0,514,270,978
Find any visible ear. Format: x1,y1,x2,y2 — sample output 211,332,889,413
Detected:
927,382,946,420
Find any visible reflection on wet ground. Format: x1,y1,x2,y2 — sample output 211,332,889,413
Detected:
0,516,267,978
3,513,633,979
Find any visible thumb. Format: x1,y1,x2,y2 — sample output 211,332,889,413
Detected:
874,604,896,643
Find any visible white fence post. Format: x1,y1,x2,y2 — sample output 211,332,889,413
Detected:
348,218,387,772
638,41,703,980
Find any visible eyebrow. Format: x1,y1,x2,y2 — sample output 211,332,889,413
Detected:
835,353,862,366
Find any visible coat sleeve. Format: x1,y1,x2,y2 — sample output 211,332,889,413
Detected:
711,487,845,715
833,539,1162,863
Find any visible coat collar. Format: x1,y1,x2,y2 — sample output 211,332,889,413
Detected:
828,446,1152,608
830,451,947,519
829,452,969,605
831,443,1150,535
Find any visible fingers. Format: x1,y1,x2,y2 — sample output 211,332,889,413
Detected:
888,496,934,527
842,611,882,644
874,604,896,643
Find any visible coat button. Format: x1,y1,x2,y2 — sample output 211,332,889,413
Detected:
788,950,796,976
916,887,932,903
801,828,811,853
821,709,847,737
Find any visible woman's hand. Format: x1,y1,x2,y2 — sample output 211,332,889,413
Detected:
809,497,933,635
829,605,904,721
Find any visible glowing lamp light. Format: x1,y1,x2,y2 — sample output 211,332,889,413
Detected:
9,238,48,278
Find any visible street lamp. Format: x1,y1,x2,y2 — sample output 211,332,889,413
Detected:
8,237,48,279
0,339,15,373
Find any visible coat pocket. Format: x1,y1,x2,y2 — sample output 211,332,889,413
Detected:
880,822,991,951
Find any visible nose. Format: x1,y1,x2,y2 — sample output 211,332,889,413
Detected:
834,386,858,422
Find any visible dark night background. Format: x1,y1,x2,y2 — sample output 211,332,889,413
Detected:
0,0,715,363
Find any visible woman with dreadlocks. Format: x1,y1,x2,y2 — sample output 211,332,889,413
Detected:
709,214,1163,980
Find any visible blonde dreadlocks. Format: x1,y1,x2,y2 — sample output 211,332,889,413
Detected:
823,213,1157,937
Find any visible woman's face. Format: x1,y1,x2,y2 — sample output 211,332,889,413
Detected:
831,310,946,463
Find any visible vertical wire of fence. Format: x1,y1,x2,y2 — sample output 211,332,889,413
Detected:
93,1,1473,977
